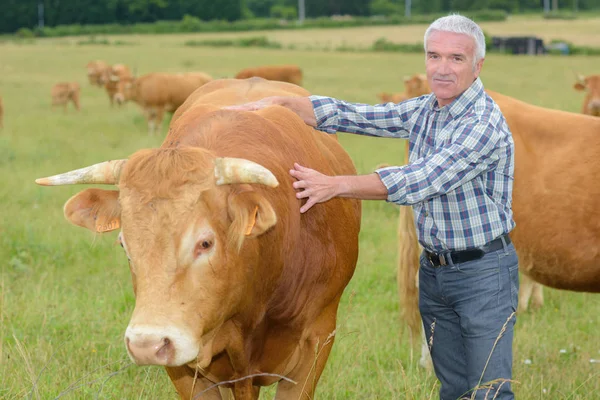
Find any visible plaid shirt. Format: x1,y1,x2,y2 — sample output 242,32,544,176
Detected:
310,78,515,252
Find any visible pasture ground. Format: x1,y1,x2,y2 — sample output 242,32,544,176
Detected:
1,19,599,399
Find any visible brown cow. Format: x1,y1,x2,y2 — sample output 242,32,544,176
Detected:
35,78,361,399
86,60,111,87
235,65,303,86
376,73,430,104
397,90,600,344
574,74,600,116
115,72,213,135
51,82,80,112
103,64,132,107
0,95,3,129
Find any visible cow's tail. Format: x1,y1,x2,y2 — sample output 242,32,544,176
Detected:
396,140,422,342
397,203,422,342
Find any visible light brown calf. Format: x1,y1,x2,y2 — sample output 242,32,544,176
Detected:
51,82,80,112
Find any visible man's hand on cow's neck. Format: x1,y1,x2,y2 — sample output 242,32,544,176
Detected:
290,163,341,213
290,163,388,213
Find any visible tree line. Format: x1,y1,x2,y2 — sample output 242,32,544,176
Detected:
1,0,599,35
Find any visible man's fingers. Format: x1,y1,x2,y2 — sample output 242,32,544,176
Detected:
292,180,307,189
296,189,309,199
293,162,310,171
300,198,316,214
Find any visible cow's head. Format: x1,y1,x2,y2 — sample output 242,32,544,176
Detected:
574,74,600,116
113,76,137,105
36,149,279,367
404,74,430,98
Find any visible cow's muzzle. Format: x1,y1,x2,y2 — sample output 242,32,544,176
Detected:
124,325,199,366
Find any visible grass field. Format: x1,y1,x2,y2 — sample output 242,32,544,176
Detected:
1,20,600,400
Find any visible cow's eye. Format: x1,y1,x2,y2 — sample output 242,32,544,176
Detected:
194,239,214,258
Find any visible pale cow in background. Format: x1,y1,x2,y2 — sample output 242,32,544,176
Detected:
114,71,212,134
51,82,80,112
377,73,430,104
86,60,111,87
235,64,303,86
574,74,600,116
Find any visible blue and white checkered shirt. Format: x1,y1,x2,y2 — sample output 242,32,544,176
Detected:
310,78,515,252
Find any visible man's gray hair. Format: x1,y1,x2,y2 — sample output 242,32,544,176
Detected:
424,14,486,63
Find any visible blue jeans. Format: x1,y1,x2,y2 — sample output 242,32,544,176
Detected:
419,242,519,400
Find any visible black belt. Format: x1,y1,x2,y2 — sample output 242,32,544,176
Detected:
425,234,511,267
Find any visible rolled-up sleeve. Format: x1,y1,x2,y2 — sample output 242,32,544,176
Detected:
376,119,507,206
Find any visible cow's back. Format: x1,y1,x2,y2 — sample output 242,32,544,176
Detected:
135,73,212,111
235,65,303,86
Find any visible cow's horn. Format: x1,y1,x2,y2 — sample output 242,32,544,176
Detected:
214,157,278,187
35,159,127,186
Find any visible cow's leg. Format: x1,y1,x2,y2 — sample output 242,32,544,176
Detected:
166,365,223,400
531,281,544,310
274,302,338,400
154,108,165,135
73,95,80,111
518,273,535,313
146,108,157,135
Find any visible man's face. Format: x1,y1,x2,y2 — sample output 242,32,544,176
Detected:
425,30,484,107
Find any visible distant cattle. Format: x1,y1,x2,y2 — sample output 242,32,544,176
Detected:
103,64,132,107
114,72,213,134
36,77,361,399
51,82,80,112
377,74,430,104
235,65,303,86
397,90,600,346
86,60,111,87
574,74,600,116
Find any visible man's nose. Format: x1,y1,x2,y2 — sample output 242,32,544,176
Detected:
437,59,452,74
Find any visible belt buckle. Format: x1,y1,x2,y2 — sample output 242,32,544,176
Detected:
438,254,447,266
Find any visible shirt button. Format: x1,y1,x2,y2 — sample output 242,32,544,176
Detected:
425,211,429,217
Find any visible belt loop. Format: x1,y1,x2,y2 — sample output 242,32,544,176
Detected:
500,234,509,255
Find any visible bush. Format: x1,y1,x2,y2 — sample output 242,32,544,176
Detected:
184,36,282,49
15,27,34,38
543,11,577,20
372,38,423,53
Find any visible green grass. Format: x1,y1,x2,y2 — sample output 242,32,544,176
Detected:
1,27,599,399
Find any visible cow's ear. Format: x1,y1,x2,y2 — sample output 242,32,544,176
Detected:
63,189,121,233
574,82,587,91
227,189,277,249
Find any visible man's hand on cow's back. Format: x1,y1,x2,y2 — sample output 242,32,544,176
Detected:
225,96,317,128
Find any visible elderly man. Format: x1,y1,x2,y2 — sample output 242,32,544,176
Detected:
230,14,517,399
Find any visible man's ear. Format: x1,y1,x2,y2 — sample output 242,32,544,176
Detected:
227,188,277,250
63,188,121,233
573,82,587,91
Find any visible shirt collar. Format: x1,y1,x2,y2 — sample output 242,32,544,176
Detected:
427,77,484,118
